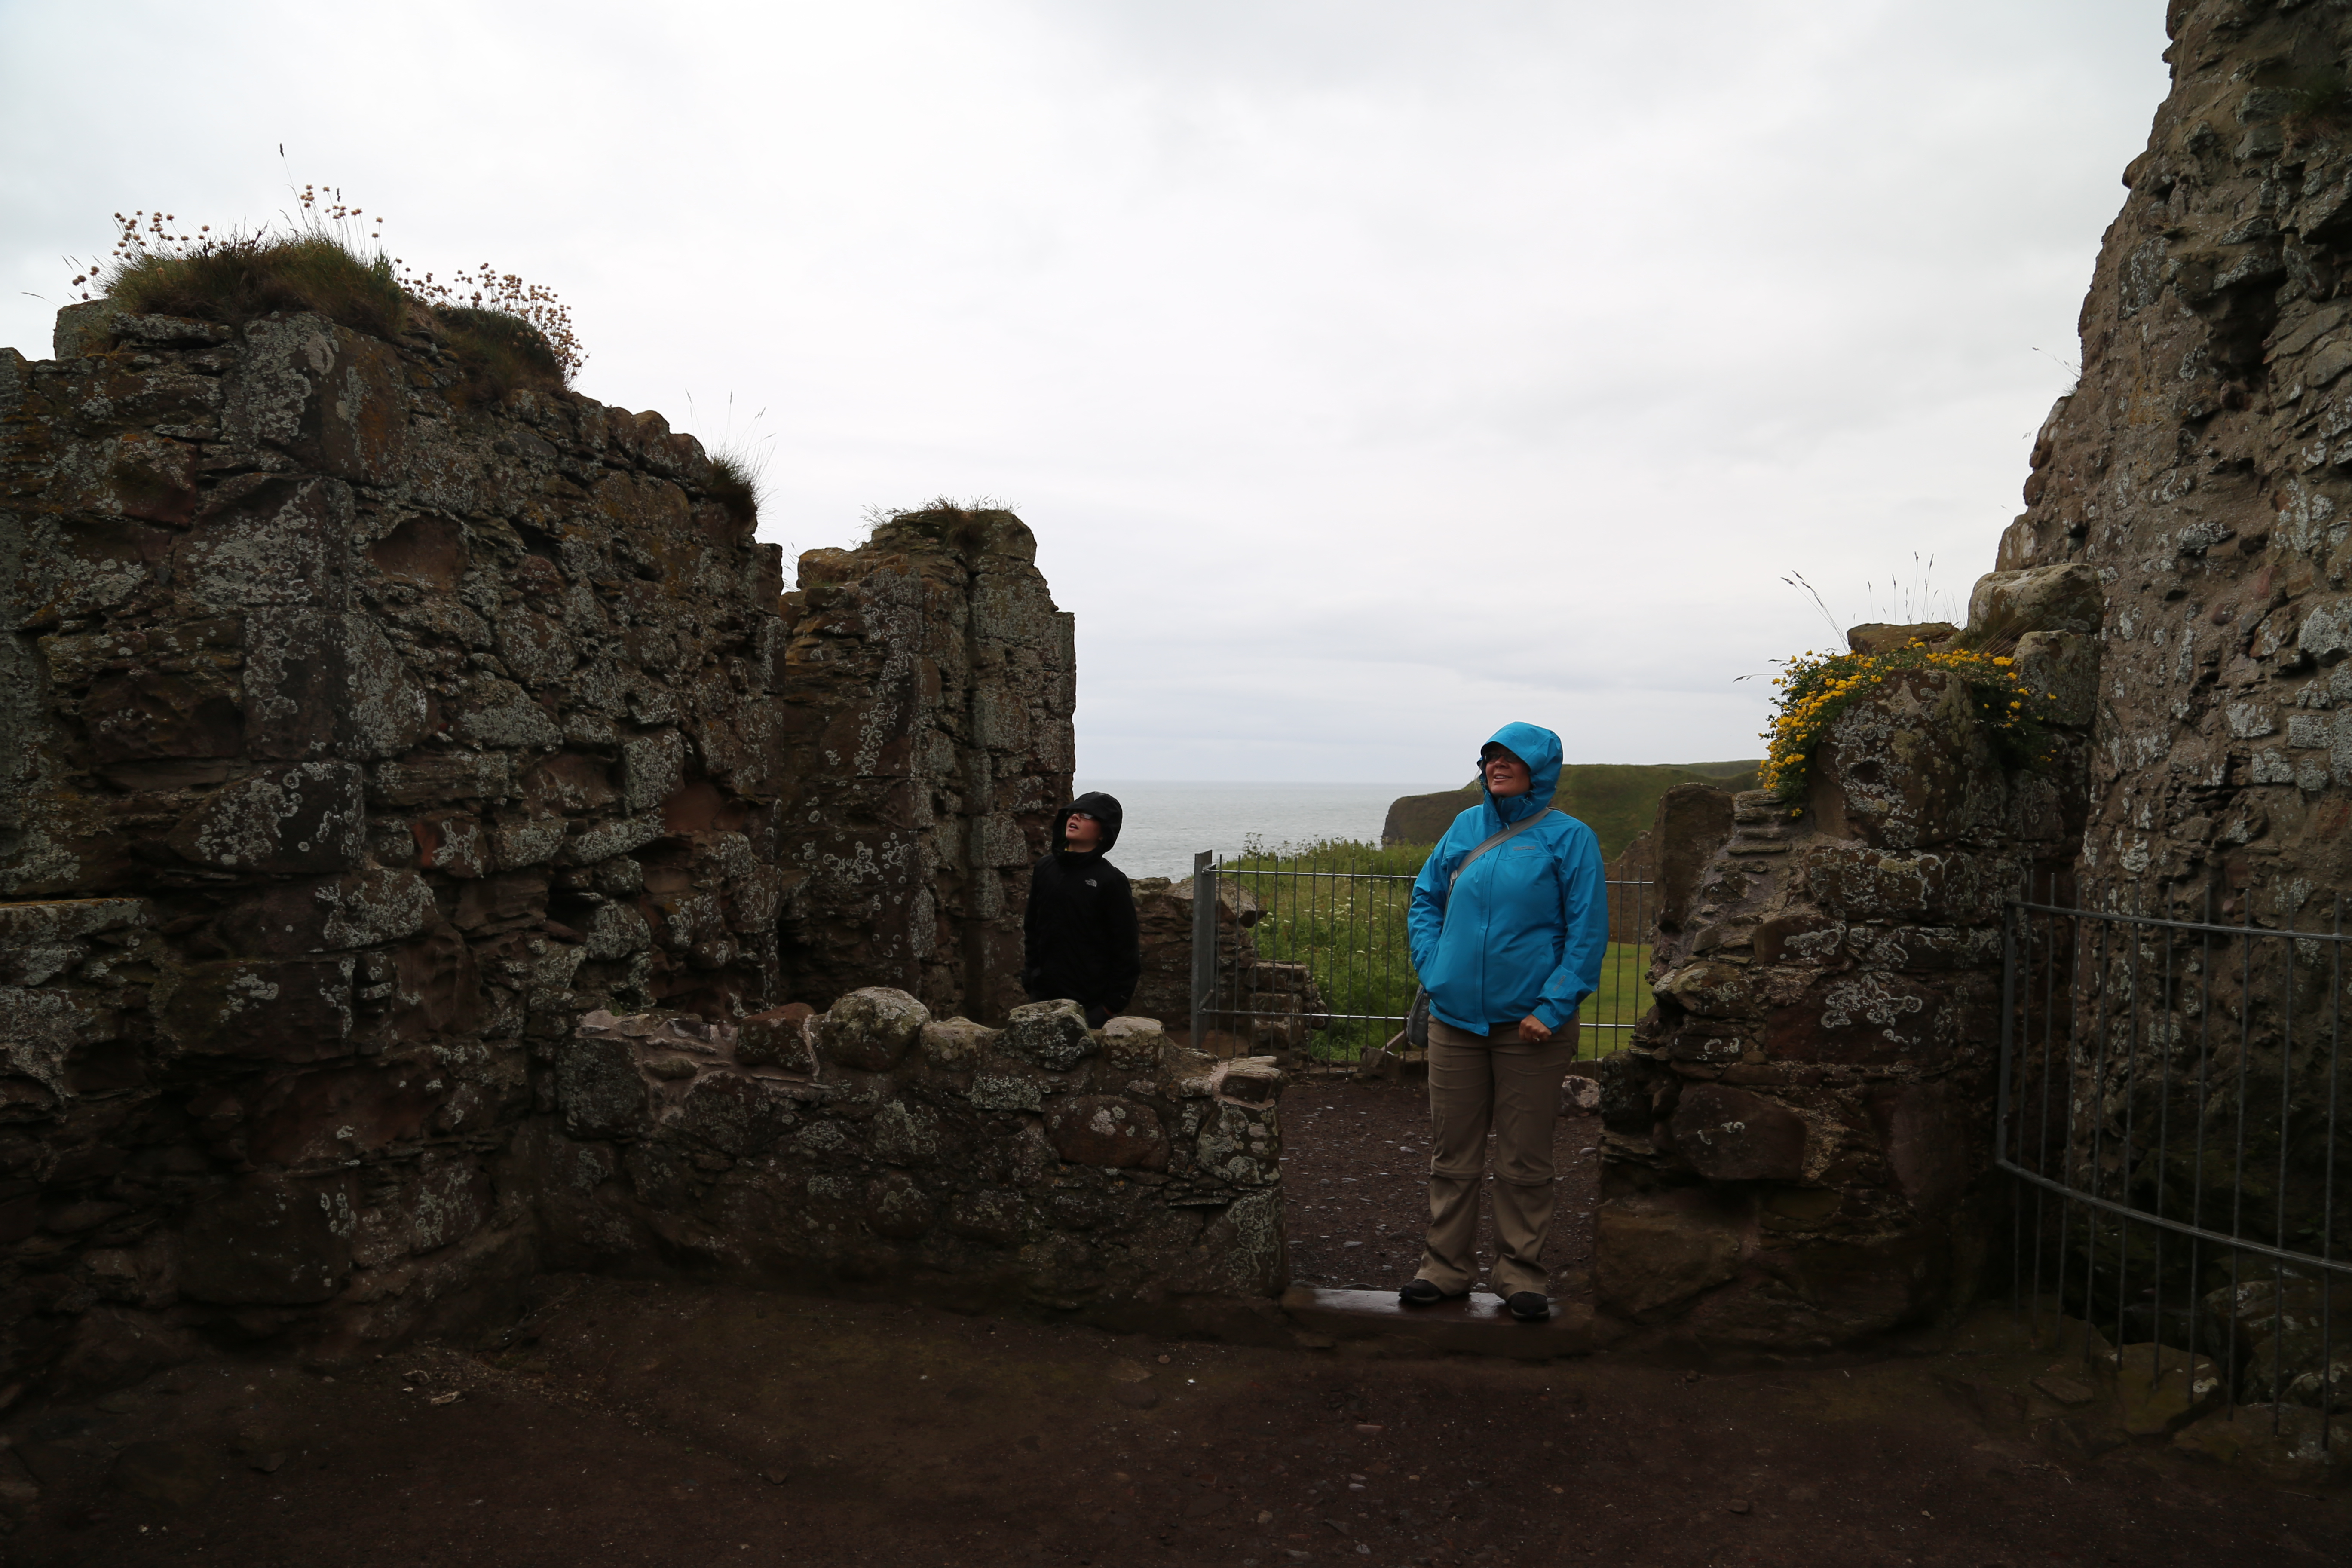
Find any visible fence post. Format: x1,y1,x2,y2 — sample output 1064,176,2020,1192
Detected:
1190,850,1215,1044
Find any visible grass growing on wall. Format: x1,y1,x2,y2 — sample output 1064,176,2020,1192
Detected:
1222,836,1653,1065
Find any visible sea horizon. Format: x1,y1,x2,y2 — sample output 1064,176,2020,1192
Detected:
1070,779,1458,881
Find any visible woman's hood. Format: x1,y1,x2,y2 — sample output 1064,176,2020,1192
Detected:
1053,791,1124,854
1482,721,1563,824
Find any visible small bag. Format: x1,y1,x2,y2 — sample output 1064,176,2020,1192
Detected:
1405,807,1559,1049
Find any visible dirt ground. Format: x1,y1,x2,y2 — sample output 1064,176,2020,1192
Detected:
2,1084,2346,1567
1282,1081,1596,1295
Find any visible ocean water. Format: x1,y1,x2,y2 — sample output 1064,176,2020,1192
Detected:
1073,781,1454,881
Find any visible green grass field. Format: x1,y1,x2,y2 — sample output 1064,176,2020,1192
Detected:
1219,837,1654,1064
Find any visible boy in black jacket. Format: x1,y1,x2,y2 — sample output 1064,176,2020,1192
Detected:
1021,791,1140,1029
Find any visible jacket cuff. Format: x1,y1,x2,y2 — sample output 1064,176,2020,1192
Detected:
1533,999,1577,1030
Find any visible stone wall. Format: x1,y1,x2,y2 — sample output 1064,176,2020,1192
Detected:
1977,0,2352,1372
0,299,1083,1395
779,513,1073,1024
1998,0,2352,917
527,992,1285,1312
1595,590,2101,1351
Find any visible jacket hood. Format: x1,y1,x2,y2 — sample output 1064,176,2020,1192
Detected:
1482,721,1563,824
1053,791,1124,854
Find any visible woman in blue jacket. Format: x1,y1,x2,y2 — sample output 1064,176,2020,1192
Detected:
1401,722,1608,1321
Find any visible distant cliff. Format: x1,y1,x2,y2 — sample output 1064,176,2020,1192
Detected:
1381,760,1758,858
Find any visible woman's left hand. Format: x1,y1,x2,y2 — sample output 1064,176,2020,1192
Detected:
1517,1015,1552,1044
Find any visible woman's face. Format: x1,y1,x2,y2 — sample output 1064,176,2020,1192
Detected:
1485,752,1531,798
1063,811,1102,851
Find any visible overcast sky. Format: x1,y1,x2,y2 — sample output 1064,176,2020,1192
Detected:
0,1,2171,781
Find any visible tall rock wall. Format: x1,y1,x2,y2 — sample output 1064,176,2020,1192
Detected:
778,514,1073,1024
2002,0,2352,910
0,300,1080,1395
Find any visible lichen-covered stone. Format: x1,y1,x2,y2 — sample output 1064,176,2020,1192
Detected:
995,998,1096,1071
919,1016,996,1072
816,987,929,1072
1098,1014,1164,1073
1047,1096,1168,1169
557,1034,650,1141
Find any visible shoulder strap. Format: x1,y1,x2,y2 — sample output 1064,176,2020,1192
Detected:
1436,807,1558,932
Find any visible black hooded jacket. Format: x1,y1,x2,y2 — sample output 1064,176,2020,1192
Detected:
1021,791,1141,1015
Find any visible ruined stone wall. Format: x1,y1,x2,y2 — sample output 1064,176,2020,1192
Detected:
0,300,1078,1395
778,514,1073,1025
1596,588,2101,1351
528,993,1285,1312
1981,0,2352,1357
2002,0,2352,909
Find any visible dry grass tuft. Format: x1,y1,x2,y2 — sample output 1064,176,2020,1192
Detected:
437,306,569,402
68,188,583,398
109,231,410,340
707,450,765,530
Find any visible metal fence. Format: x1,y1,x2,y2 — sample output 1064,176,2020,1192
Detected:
1997,879,2351,1446
1184,845,1656,1068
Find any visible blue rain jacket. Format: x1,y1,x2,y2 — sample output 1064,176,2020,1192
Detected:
1407,721,1609,1033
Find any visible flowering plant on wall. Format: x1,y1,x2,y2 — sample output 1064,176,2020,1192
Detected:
1757,641,2059,804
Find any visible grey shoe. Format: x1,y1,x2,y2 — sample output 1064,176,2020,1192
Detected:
1399,1279,1460,1305
1505,1291,1550,1322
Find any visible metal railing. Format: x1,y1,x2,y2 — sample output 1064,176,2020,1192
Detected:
1185,845,1656,1068
1997,880,2351,1445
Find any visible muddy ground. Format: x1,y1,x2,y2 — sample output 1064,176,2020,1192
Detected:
1283,1080,1595,1294
1,1084,2344,1567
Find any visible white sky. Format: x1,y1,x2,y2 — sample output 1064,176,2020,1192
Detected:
0,0,2171,781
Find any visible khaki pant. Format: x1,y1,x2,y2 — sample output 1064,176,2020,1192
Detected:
1416,1016,1575,1297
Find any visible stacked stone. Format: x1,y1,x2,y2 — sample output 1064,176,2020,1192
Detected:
1595,571,2100,1351
2002,0,2352,908
0,299,797,1385
527,992,1286,1308
1960,0,2352,1364
775,509,1074,1025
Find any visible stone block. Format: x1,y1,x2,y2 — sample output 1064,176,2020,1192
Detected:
81,664,244,764
968,1062,1049,1112
1595,1197,1743,1318
245,610,429,761
621,729,686,812
1654,960,1755,1019
1048,1095,1170,1169
1099,1015,1165,1073
224,315,410,484
917,1016,995,1072
673,1072,794,1157
1653,784,1735,934
1846,621,1957,655
556,1033,650,1140
213,868,435,956
1669,1084,1808,1181
2013,629,2098,730
167,761,366,873
817,987,929,1072
243,1062,445,1165
867,1170,934,1239
179,1173,356,1305
1802,844,2004,924
156,957,353,1061
997,998,1096,1071
1966,563,2103,637
738,1003,816,1070
174,475,353,611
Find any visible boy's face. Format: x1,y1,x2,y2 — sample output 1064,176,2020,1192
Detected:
1063,811,1102,851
